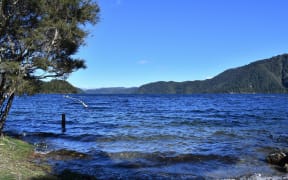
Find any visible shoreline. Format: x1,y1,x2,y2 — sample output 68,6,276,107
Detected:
0,135,54,179
0,135,97,179
1,135,288,179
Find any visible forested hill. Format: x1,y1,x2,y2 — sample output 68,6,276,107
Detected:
39,80,81,94
137,54,288,94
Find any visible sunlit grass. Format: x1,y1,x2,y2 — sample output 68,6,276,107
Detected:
0,136,55,180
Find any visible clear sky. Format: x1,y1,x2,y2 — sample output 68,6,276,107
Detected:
68,0,288,89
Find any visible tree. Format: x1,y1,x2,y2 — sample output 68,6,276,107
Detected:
0,0,100,133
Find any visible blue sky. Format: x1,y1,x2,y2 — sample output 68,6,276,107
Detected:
68,0,288,89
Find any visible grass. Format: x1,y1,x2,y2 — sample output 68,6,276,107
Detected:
0,135,55,180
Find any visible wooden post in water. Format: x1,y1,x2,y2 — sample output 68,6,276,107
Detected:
62,113,66,133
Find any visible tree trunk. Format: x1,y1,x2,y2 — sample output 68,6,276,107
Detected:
0,72,6,107
0,92,14,135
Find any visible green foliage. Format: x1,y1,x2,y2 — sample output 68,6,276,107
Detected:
138,54,288,94
0,0,100,94
0,0,99,133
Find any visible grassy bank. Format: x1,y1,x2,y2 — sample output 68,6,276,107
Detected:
0,136,54,180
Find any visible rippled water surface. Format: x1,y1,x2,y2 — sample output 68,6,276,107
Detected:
5,94,288,178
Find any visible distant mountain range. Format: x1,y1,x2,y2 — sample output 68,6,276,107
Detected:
137,54,288,94
83,87,138,94
41,54,288,94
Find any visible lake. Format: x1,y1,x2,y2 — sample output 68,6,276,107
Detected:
4,94,288,179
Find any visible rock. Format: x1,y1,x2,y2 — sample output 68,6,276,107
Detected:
279,155,288,166
57,169,97,180
267,152,288,172
266,152,286,165
47,149,89,160
34,142,49,153
284,163,288,172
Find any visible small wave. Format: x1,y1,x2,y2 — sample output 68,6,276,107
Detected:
213,130,238,138
169,119,206,126
169,119,227,127
106,151,238,167
26,132,105,143
88,106,111,110
77,134,103,142
91,134,182,143
23,132,61,138
273,135,288,144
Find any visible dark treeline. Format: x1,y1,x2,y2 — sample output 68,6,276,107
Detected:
38,80,81,94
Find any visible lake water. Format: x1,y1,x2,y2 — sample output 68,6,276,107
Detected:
4,94,288,179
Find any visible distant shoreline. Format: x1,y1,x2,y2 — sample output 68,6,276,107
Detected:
82,54,288,94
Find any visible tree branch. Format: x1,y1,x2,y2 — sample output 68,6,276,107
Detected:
34,73,66,79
